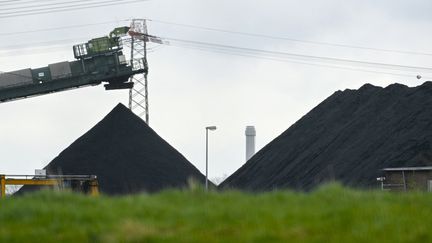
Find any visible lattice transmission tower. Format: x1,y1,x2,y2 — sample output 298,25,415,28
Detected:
126,19,149,123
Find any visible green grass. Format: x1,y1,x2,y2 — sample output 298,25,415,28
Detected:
1,183,432,242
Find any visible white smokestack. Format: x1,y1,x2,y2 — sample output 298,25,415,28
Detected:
245,126,256,161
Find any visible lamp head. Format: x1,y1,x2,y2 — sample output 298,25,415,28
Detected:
206,126,217,131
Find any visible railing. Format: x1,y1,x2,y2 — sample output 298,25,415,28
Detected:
130,58,146,71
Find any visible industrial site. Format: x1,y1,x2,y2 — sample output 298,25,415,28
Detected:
1,0,432,242
1,19,431,195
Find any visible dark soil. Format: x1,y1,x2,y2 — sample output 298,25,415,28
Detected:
221,82,432,191
20,103,207,194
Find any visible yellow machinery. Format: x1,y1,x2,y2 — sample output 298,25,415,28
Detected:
0,174,99,198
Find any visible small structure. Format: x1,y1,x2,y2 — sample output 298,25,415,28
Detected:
380,166,432,191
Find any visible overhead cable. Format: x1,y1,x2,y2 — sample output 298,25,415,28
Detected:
0,19,129,36
159,36,432,74
147,18,432,57
170,43,430,79
0,0,129,11
0,0,147,18
1,34,431,75
0,16,430,58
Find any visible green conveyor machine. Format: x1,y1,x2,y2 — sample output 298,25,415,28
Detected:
0,26,144,103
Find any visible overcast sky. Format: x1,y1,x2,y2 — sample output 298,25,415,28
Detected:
1,0,431,182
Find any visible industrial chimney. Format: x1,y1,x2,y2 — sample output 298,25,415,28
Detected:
245,126,256,161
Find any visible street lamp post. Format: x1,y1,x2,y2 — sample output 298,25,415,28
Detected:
205,126,217,191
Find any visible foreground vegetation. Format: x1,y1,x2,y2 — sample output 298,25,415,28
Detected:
1,184,432,242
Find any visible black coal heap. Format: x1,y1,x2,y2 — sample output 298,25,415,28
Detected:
221,82,432,191
22,103,206,194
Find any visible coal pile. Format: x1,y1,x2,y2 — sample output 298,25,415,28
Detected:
221,82,432,191
20,103,206,194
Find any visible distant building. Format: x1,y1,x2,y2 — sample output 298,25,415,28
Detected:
379,167,432,191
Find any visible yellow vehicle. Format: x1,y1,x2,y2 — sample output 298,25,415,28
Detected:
0,174,99,198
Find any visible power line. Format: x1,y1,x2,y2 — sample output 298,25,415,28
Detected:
0,20,430,80
0,0,145,14
0,0,42,5
1,16,431,59
0,0,82,7
2,41,427,81
1,33,431,75
0,0,84,8
0,0,22,3
0,40,165,57
0,0,147,18
0,30,139,50
0,0,126,11
147,18,432,57
171,43,430,79
159,36,432,74
0,19,129,36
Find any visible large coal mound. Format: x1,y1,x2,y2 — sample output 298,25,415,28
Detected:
21,103,206,194
221,82,432,191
